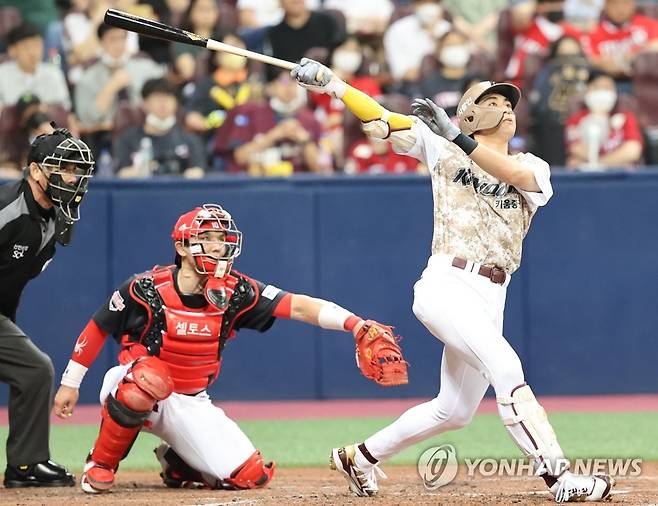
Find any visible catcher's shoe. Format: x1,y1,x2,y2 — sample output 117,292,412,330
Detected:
80,459,114,494
330,445,386,497
154,443,206,489
550,472,614,502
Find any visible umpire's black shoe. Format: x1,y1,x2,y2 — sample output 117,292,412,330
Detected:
4,460,75,488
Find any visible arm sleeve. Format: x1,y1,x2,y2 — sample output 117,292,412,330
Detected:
69,319,108,368
622,112,643,146
514,152,553,210
234,278,288,332
391,118,449,169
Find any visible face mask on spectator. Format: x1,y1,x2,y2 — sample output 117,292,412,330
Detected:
270,87,307,115
146,113,177,131
415,3,443,27
439,45,470,68
584,90,617,114
100,51,128,68
333,51,362,74
220,53,247,71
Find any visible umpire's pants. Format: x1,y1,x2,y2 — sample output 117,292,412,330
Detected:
0,314,54,466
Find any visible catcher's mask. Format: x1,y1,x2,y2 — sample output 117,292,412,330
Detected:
456,81,521,136
28,127,95,223
172,204,242,278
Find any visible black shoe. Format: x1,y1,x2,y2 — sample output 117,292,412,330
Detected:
4,460,75,488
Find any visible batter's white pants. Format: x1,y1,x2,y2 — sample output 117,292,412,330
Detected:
99,364,256,479
364,253,527,462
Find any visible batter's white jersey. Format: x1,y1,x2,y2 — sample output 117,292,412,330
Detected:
389,120,553,274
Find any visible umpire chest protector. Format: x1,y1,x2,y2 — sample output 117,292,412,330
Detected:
123,266,258,394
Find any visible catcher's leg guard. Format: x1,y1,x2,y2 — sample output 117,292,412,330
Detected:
82,358,173,493
497,383,568,477
222,451,275,490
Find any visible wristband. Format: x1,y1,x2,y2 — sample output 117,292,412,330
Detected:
60,359,88,389
453,133,479,155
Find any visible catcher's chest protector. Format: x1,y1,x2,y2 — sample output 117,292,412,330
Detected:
125,266,254,394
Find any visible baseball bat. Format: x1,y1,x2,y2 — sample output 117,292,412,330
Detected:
103,9,297,70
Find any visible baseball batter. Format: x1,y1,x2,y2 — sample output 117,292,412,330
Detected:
291,58,614,503
52,204,406,493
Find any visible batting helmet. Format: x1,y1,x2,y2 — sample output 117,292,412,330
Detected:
172,204,242,277
456,81,521,136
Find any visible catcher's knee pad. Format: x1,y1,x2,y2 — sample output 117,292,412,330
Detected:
223,451,275,490
497,384,567,475
90,358,174,471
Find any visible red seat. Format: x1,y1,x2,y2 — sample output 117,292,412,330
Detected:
495,8,515,81
0,7,22,47
632,52,658,128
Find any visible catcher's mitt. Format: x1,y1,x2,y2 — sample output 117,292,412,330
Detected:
354,320,408,386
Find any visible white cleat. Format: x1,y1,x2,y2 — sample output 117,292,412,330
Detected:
330,445,386,497
551,472,614,502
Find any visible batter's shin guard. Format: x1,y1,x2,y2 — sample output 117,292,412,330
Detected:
497,384,569,480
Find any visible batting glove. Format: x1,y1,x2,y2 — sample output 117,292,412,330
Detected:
291,57,346,97
411,98,460,141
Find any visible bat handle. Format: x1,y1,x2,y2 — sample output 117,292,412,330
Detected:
206,39,297,70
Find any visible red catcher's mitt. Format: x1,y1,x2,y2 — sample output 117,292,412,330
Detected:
354,320,408,386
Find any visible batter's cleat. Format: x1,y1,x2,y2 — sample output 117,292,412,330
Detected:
550,472,614,502
154,443,205,489
80,460,115,493
3,460,75,488
330,445,386,497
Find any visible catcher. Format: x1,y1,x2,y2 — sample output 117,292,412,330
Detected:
52,203,407,493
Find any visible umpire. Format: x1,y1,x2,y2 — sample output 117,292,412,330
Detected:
0,127,94,487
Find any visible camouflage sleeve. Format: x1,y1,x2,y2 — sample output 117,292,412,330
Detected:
391,118,449,170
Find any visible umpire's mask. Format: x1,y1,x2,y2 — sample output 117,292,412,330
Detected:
28,128,95,224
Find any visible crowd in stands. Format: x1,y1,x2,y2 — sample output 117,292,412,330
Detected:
0,0,657,178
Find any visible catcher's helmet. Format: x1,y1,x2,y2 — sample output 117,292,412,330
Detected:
172,204,242,277
28,128,95,222
456,81,521,136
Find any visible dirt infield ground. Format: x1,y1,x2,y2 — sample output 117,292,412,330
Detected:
2,463,657,506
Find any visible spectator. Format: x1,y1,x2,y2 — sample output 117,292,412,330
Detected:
345,136,422,174
75,23,165,156
564,70,643,170
505,0,574,88
174,0,221,83
237,0,321,29
442,0,507,54
184,33,259,142
114,78,207,178
0,23,71,111
308,36,382,167
0,95,57,178
213,69,325,175
584,0,658,88
564,0,605,31
383,0,452,81
263,0,346,81
530,36,590,165
323,0,395,36
404,29,474,118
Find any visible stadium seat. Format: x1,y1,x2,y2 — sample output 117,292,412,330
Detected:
0,7,21,50
112,102,145,140
632,52,658,128
218,1,239,33
495,8,515,81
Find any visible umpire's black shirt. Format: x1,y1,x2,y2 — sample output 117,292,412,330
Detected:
0,179,56,321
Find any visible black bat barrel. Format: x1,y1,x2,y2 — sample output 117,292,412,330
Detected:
104,9,208,47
